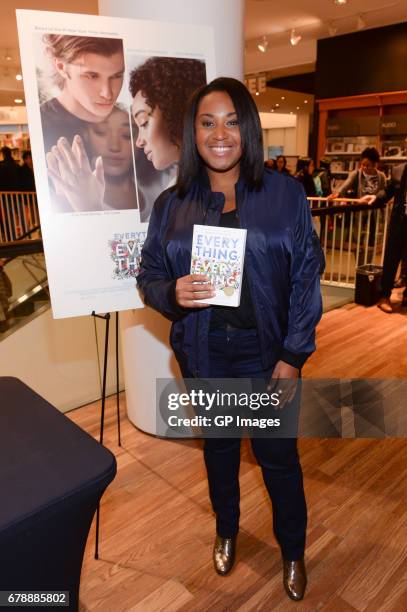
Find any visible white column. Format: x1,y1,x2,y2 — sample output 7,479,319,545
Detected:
296,113,310,157
98,0,245,433
99,0,244,79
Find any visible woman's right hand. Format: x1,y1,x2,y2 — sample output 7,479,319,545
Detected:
175,274,214,308
46,135,105,212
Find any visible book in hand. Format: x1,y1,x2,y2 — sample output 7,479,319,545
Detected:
190,224,247,307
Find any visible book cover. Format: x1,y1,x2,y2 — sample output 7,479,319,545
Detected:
190,224,247,307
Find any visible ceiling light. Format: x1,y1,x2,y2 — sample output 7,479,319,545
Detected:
304,99,308,104
290,29,302,46
15,73,23,81
290,111,293,114
258,36,269,53
4,50,12,61
255,91,259,96
281,96,285,100
271,109,275,113
296,106,300,110
357,14,366,30
275,103,280,108
14,99,23,104
334,0,347,5
328,22,338,36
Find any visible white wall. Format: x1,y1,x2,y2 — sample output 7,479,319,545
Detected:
263,127,296,156
296,113,310,157
0,106,27,124
261,112,309,159
0,309,124,413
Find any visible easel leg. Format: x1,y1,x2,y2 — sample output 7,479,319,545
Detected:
116,311,121,446
91,311,111,559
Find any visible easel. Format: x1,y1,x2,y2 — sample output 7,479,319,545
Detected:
91,311,122,559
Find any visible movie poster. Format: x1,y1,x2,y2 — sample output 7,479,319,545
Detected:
16,10,215,318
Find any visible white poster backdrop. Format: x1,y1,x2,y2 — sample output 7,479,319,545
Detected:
16,10,215,318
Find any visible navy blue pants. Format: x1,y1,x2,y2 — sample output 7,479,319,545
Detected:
203,327,307,561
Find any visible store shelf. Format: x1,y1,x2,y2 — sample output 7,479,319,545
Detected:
324,151,367,156
380,156,407,161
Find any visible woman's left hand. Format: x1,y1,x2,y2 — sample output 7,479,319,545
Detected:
267,360,299,409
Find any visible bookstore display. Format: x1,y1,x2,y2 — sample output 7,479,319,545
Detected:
317,92,407,188
322,113,407,190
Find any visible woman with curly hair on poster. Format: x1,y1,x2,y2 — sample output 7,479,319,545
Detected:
129,56,206,219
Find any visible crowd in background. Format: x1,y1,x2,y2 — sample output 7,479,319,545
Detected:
0,146,35,192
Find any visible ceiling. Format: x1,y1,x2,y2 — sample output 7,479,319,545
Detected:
0,1,406,108
246,0,407,49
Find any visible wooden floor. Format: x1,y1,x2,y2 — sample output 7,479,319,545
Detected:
69,294,407,611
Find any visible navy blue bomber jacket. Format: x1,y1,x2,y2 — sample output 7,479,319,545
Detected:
137,169,324,377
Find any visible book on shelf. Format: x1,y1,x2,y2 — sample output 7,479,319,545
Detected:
190,224,247,307
381,139,407,158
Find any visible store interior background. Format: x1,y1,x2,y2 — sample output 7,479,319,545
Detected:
0,0,406,412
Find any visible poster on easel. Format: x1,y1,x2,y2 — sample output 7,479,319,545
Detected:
16,9,215,318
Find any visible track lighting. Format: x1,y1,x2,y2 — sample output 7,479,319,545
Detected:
258,36,268,53
328,22,338,36
290,29,302,46
357,14,366,30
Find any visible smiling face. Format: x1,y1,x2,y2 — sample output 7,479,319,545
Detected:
55,51,124,122
85,107,133,177
132,90,179,170
194,91,242,176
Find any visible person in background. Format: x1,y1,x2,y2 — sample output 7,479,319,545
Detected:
276,154,290,174
394,249,407,288
314,158,332,197
329,147,386,204
19,151,36,191
328,147,387,266
377,163,407,313
264,158,275,170
0,147,20,191
295,157,316,197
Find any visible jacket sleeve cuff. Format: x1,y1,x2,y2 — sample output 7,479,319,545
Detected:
167,280,190,320
280,348,310,370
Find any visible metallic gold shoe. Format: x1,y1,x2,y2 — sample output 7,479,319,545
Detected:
283,558,307,601
213,535,236,576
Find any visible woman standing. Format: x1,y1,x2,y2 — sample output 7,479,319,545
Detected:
276,154,290,174
295,157,317,197
137,78,323,601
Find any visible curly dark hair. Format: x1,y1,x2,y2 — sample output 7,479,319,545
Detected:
129,57,206,146
360,147,380,164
